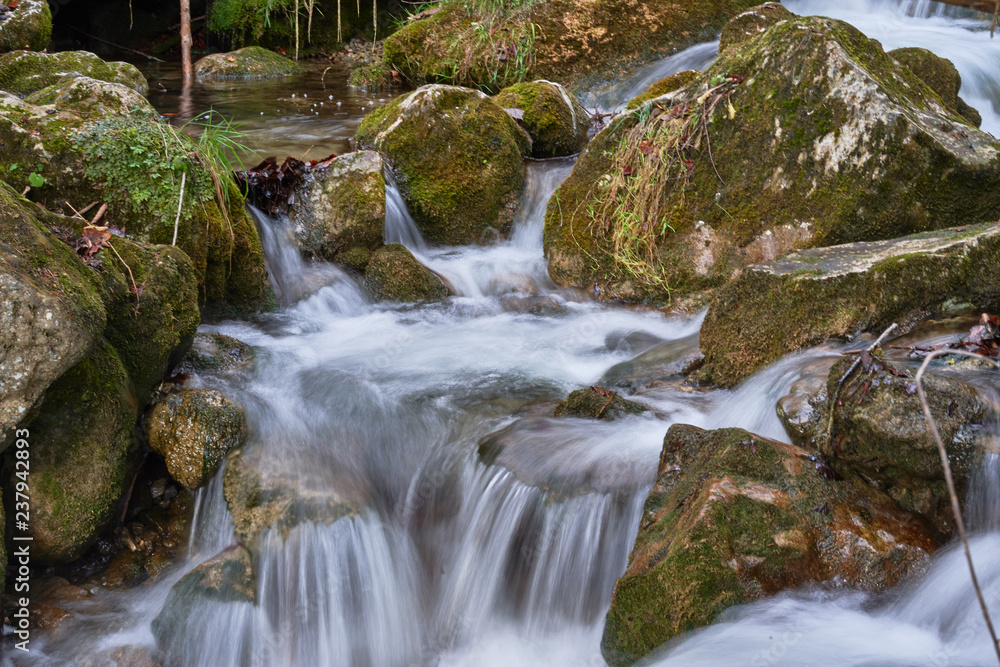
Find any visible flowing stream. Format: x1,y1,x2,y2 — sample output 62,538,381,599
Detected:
10,2,1000,665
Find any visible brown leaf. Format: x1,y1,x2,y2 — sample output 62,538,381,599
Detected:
591,386,615,398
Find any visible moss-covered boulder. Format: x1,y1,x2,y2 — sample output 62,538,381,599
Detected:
0,0,51,53
890,47,981,128
194,46,303,80
824,357,991,537
223,446,363,547
0,50,147,96
493,81,590,158
0,183,106,445
24,76,150,118
148,389,247,489
151,546,255,656
601,424,938,666
624,70,699,110
363,243,447,302
554,386,647,420
355,84,530,245
700,223,1000,387
290,151,386,262
383,0,760,93
0,90,271,314
718,2,792,53
543,14,1000,304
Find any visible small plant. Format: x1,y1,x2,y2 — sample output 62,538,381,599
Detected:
9,163,46,188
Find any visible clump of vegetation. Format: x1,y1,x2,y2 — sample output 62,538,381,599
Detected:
589,75,743,292
348,62,391,91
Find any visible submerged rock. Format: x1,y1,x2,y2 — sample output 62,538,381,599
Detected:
543,13,1000,304
354,84,530,245
700,223,1000,386
0,50,147,96
363,243,448,302
178,333,255,374
493,81,590,158
0,0,51,53
194,46,303,80
554,386,648,420
290,150,386,263
775,356,837,449
148,389,247,490
601,424,938,666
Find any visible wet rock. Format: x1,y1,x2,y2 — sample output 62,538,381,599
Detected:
355,84,530,245
824,357,992,537
290,151,386,262
384,0,759,92
601,424,938,666
554,386,648,420
890,47,981,127
151,546,255,654
0,82,271,314
599,333,703,391
24,76,151,118
775,357,836,448
363,243,448,302
223,446,363,546
194,46,303,80
700,223,1000,386
718,2,793,53
148,389,247,489
0,0,51,53
347,62,391,92
543,14,1000,304
0,49,147,96
178,332,255,374
624,70,699,110
493,81,590,158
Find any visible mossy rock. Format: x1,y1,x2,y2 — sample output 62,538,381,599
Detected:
178,332,255,373
0,90,271,314
493,80,590,158
194,46,304,80
338,245,372,272
824,357,990,537
355,84,530,245
223,446,363,547
290,151,386,262
700,223,1000,387
148,389,248,489
601,423,939,666
0,182,106,445
0,50,147,96
24,76,152,118
889,47,981,128
151,546,255,657
383,0,760,94
0,0,51,53
718,2,793,53
19,340,139,563
624,70,699,110
363,243,447,302
553,386,647,420
348,62,391,92
543,14,1000,304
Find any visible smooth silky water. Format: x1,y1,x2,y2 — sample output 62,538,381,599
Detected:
10,2,1000,664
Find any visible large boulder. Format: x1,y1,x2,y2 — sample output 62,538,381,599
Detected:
148,389,248,489
700,223,1000,387
0,0,51,53
354,85,530,245
194,46,303,80
25,76,149,118
493,81,590,158
0,84,271,314
0,50,147,96
290,151,386,262
543,14,1000,304
601,424,939,666
363,243,447,302
383,0,760,93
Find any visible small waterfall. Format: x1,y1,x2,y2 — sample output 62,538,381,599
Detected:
248,204,310,306
384,168,427,251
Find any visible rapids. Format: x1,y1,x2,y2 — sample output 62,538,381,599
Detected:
8,2,1000,666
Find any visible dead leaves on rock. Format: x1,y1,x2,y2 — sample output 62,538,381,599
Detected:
892,313,1000,362
234,153,338,214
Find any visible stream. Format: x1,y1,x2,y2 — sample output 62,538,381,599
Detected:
9,1,1000,665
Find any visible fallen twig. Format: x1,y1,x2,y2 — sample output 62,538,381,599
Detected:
66,25,165,62
172,170,186,246
916,348,1000,665
107,241,140,310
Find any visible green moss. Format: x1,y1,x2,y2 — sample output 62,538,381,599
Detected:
338,246,372,272
193,46,304,80
0,0,52,53
363,243,448,302
348,62,392,92
0,50,147,96
493,80,588,157
553,386,647,420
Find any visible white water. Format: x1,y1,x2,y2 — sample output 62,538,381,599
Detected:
10,3,1000,666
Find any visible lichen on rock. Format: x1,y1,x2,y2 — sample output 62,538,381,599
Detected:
355,84,530,245
0,0,52,53
0,50,147,96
